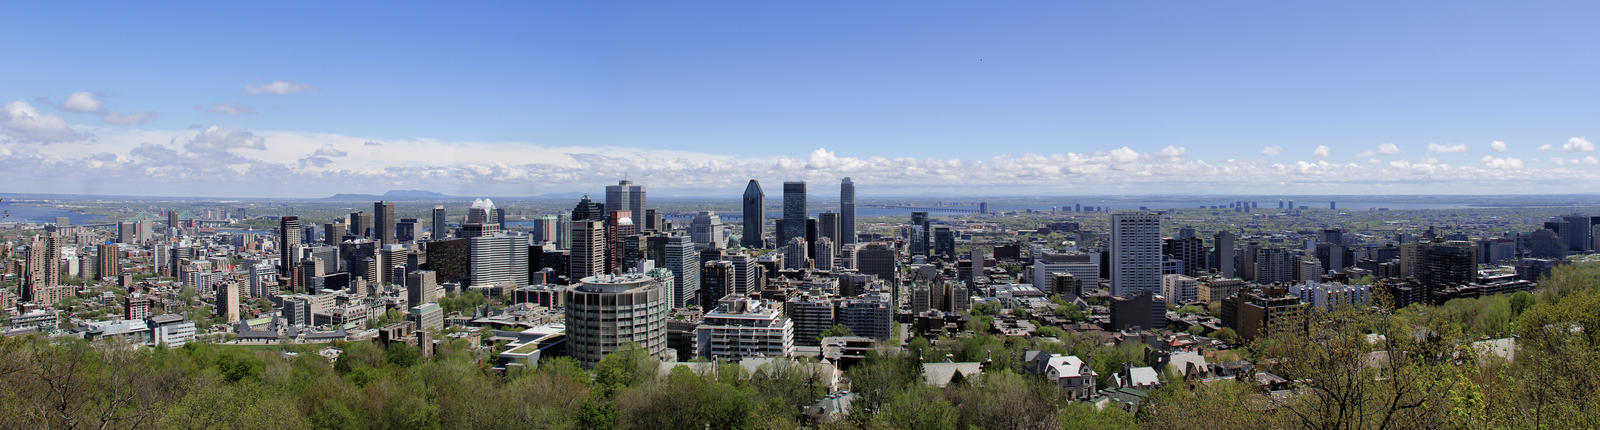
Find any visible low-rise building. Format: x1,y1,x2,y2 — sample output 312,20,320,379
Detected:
1024,350,1097,400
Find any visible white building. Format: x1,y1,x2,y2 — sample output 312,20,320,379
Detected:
1289,281,1371,310
783,237,810,270
149,314,196,347
1160,274,1198,304
1024,351,1097,400
690,211,726,250
468,233,530,288
1032,251,1098,297
695,296,793,361
1110,211,1162,297
814,237,835,271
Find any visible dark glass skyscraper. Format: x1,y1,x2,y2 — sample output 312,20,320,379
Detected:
841,177,856,245
741,180,764,248
781,181,806,247
572,194,603,222
431,205,447,240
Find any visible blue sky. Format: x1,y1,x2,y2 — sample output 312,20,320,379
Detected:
1,1,1598,197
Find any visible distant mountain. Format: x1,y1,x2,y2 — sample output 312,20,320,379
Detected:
325,190,456,201
536,192,588,199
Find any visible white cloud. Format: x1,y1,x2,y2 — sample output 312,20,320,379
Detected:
58,92,103,113
0,100,84,142
1261,145,1283,156
312,144,347,158
13,124,1600,197
244,80,319,95
1377,143,1401,155
1587,156,1599,165
1480,155,1523,169
1158,145,1186,159
206,103,254,115
1539,144,1554,151
1563,137,1594,152
1426,143,1467,153
1109,146,1139,163
101,111,157,126
1356,151,1375,157
1490,140,1507,152
806,148,840,169
1312,145,1330,158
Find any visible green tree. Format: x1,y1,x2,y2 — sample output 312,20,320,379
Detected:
876,384,958,429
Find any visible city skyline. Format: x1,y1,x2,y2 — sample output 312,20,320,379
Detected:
1,3,1599,196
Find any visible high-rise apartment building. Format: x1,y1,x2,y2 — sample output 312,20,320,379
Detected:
1110,212,1162,297
96,243,119,281
696,296,793,360
564,273,670,368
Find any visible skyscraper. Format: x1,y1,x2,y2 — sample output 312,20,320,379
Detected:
910,211,930,255
840,178,856,245
1561,215,1592,252
167,210,180,237
374,201,396,245
780,181,806,247
572,195,603,222
96,243,119,282
1213,231,1236,278
741,180,764,248
663,236,700,307
1110,212,1162,297
817,212,841,259
279,216,302,278
691,211,725,250
569,220,606,280
350,211,371,238
556,213,572,250
431,205,448,240
325,222,347,245
468,198,494,223
396,218,418,242
605,180,647,225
